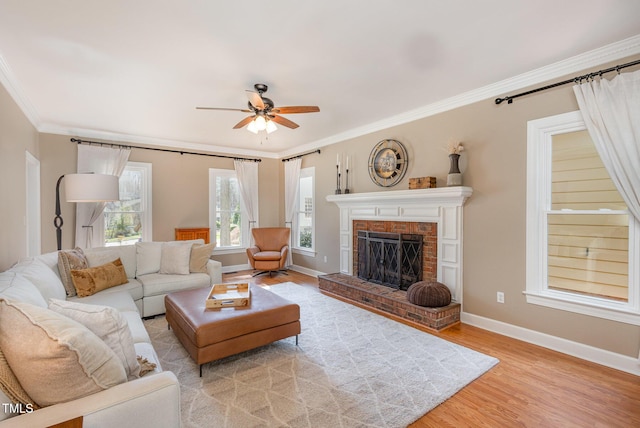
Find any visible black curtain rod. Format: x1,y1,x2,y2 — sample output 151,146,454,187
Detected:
281,149,321,162
70,138,262,162
495,58,640,105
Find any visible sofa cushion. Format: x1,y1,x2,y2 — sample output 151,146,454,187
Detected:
0,299,127,407
0,348,39,411
120,311,152,344
67,288,141,314
84,246,137,279
10,258,66,302
0,271,48,308
71,258,129,297
159,242,192,275
190,243,215,273
138,272,210,297
58,248,89,297
49,299,141,380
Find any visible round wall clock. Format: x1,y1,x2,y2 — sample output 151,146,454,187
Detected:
368,139,409,187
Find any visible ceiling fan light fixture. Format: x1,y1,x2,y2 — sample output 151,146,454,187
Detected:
265,119,278,134
247,120,259,134
254,115,267,131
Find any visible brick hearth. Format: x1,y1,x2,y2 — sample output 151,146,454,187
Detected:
318,273,461,331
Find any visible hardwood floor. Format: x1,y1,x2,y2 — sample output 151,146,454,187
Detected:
224,270,640,428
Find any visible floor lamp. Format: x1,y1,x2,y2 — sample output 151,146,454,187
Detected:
54,173,120,251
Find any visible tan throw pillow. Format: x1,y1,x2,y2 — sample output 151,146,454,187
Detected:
58,247,88,297
0,299,127,407
70,258,128,297
0,348,39,411
159,242,192,275
48,299,141,380
190,243,214,273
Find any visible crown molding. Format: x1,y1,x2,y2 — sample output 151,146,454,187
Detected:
0,55,41,128
4,35,640,160
37,123,281,159
280,34,640,158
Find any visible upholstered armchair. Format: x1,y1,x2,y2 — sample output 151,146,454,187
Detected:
246,227,291,276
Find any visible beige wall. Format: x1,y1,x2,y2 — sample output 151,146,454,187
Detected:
0,83,39,270
298,55,640,358
36,134,284,268
2,53,639,360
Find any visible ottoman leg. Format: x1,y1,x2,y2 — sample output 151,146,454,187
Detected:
200,364,203,377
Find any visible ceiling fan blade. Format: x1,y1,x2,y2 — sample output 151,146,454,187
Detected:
272,106,320,114
245,90,265,110
233,116,256,129
196,107,252,112
270,114,299,129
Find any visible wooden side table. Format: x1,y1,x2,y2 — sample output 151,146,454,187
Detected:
175,227,210,244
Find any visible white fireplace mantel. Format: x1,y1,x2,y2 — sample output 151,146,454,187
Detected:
326,186,473,302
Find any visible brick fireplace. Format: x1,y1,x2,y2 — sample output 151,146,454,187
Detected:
354,220,437,288
323,187,472,330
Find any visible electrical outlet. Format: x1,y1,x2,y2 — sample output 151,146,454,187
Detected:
497,292,505,303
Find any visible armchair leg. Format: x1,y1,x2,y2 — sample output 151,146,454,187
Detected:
251,269,289,277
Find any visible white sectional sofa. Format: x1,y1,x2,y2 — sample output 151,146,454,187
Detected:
0,240,222,427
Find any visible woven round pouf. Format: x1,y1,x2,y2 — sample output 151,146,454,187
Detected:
406,281,451,307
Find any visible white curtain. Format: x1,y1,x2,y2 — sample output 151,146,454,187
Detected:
233,160,259,245
75,144,131,248
573,70,640,360
284,158,301,266
573,69,640,222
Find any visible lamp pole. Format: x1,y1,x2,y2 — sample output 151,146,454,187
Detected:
54,175,65,251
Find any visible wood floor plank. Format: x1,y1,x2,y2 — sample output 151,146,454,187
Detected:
223,270,640,427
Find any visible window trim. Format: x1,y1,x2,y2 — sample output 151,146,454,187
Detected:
526,111,640,325
292,167,315,254
208,168,251,253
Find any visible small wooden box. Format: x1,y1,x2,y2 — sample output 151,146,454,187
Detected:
206,283,251,308
409,176,437,189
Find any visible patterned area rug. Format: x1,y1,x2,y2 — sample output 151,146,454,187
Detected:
144,283,498,427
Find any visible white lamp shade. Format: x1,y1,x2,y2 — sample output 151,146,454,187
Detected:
246,120,259,134
265,120,278,134
64,173,119,202
254,115,267,131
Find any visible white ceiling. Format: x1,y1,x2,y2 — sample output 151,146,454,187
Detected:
1,1,639,158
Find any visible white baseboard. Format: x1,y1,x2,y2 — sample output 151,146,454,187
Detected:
220,263,327,278
288,264,327,278
221,263,251,274
462,312,640,376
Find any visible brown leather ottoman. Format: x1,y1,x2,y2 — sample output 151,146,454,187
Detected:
165,285,300,376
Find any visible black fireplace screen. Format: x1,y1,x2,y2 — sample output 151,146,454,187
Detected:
357,231,423,290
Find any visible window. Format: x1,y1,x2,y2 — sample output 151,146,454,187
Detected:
293,167,315,252
209,168,250,251
527,111,639,325
103,162,152,246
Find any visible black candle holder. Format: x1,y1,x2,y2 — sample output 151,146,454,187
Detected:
335,164,342,194
345,168,350,194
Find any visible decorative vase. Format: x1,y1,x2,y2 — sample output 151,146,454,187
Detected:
447,154,462,186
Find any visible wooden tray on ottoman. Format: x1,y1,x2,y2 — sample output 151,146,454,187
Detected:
206,283,251,308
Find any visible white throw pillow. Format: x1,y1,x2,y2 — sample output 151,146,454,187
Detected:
10,258,66,302
0,271,48,308
0,299,127,407
159,242,192,275
48,299,141,380
135,242,163,275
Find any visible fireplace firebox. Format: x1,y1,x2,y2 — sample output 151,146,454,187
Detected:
357,231,423,290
